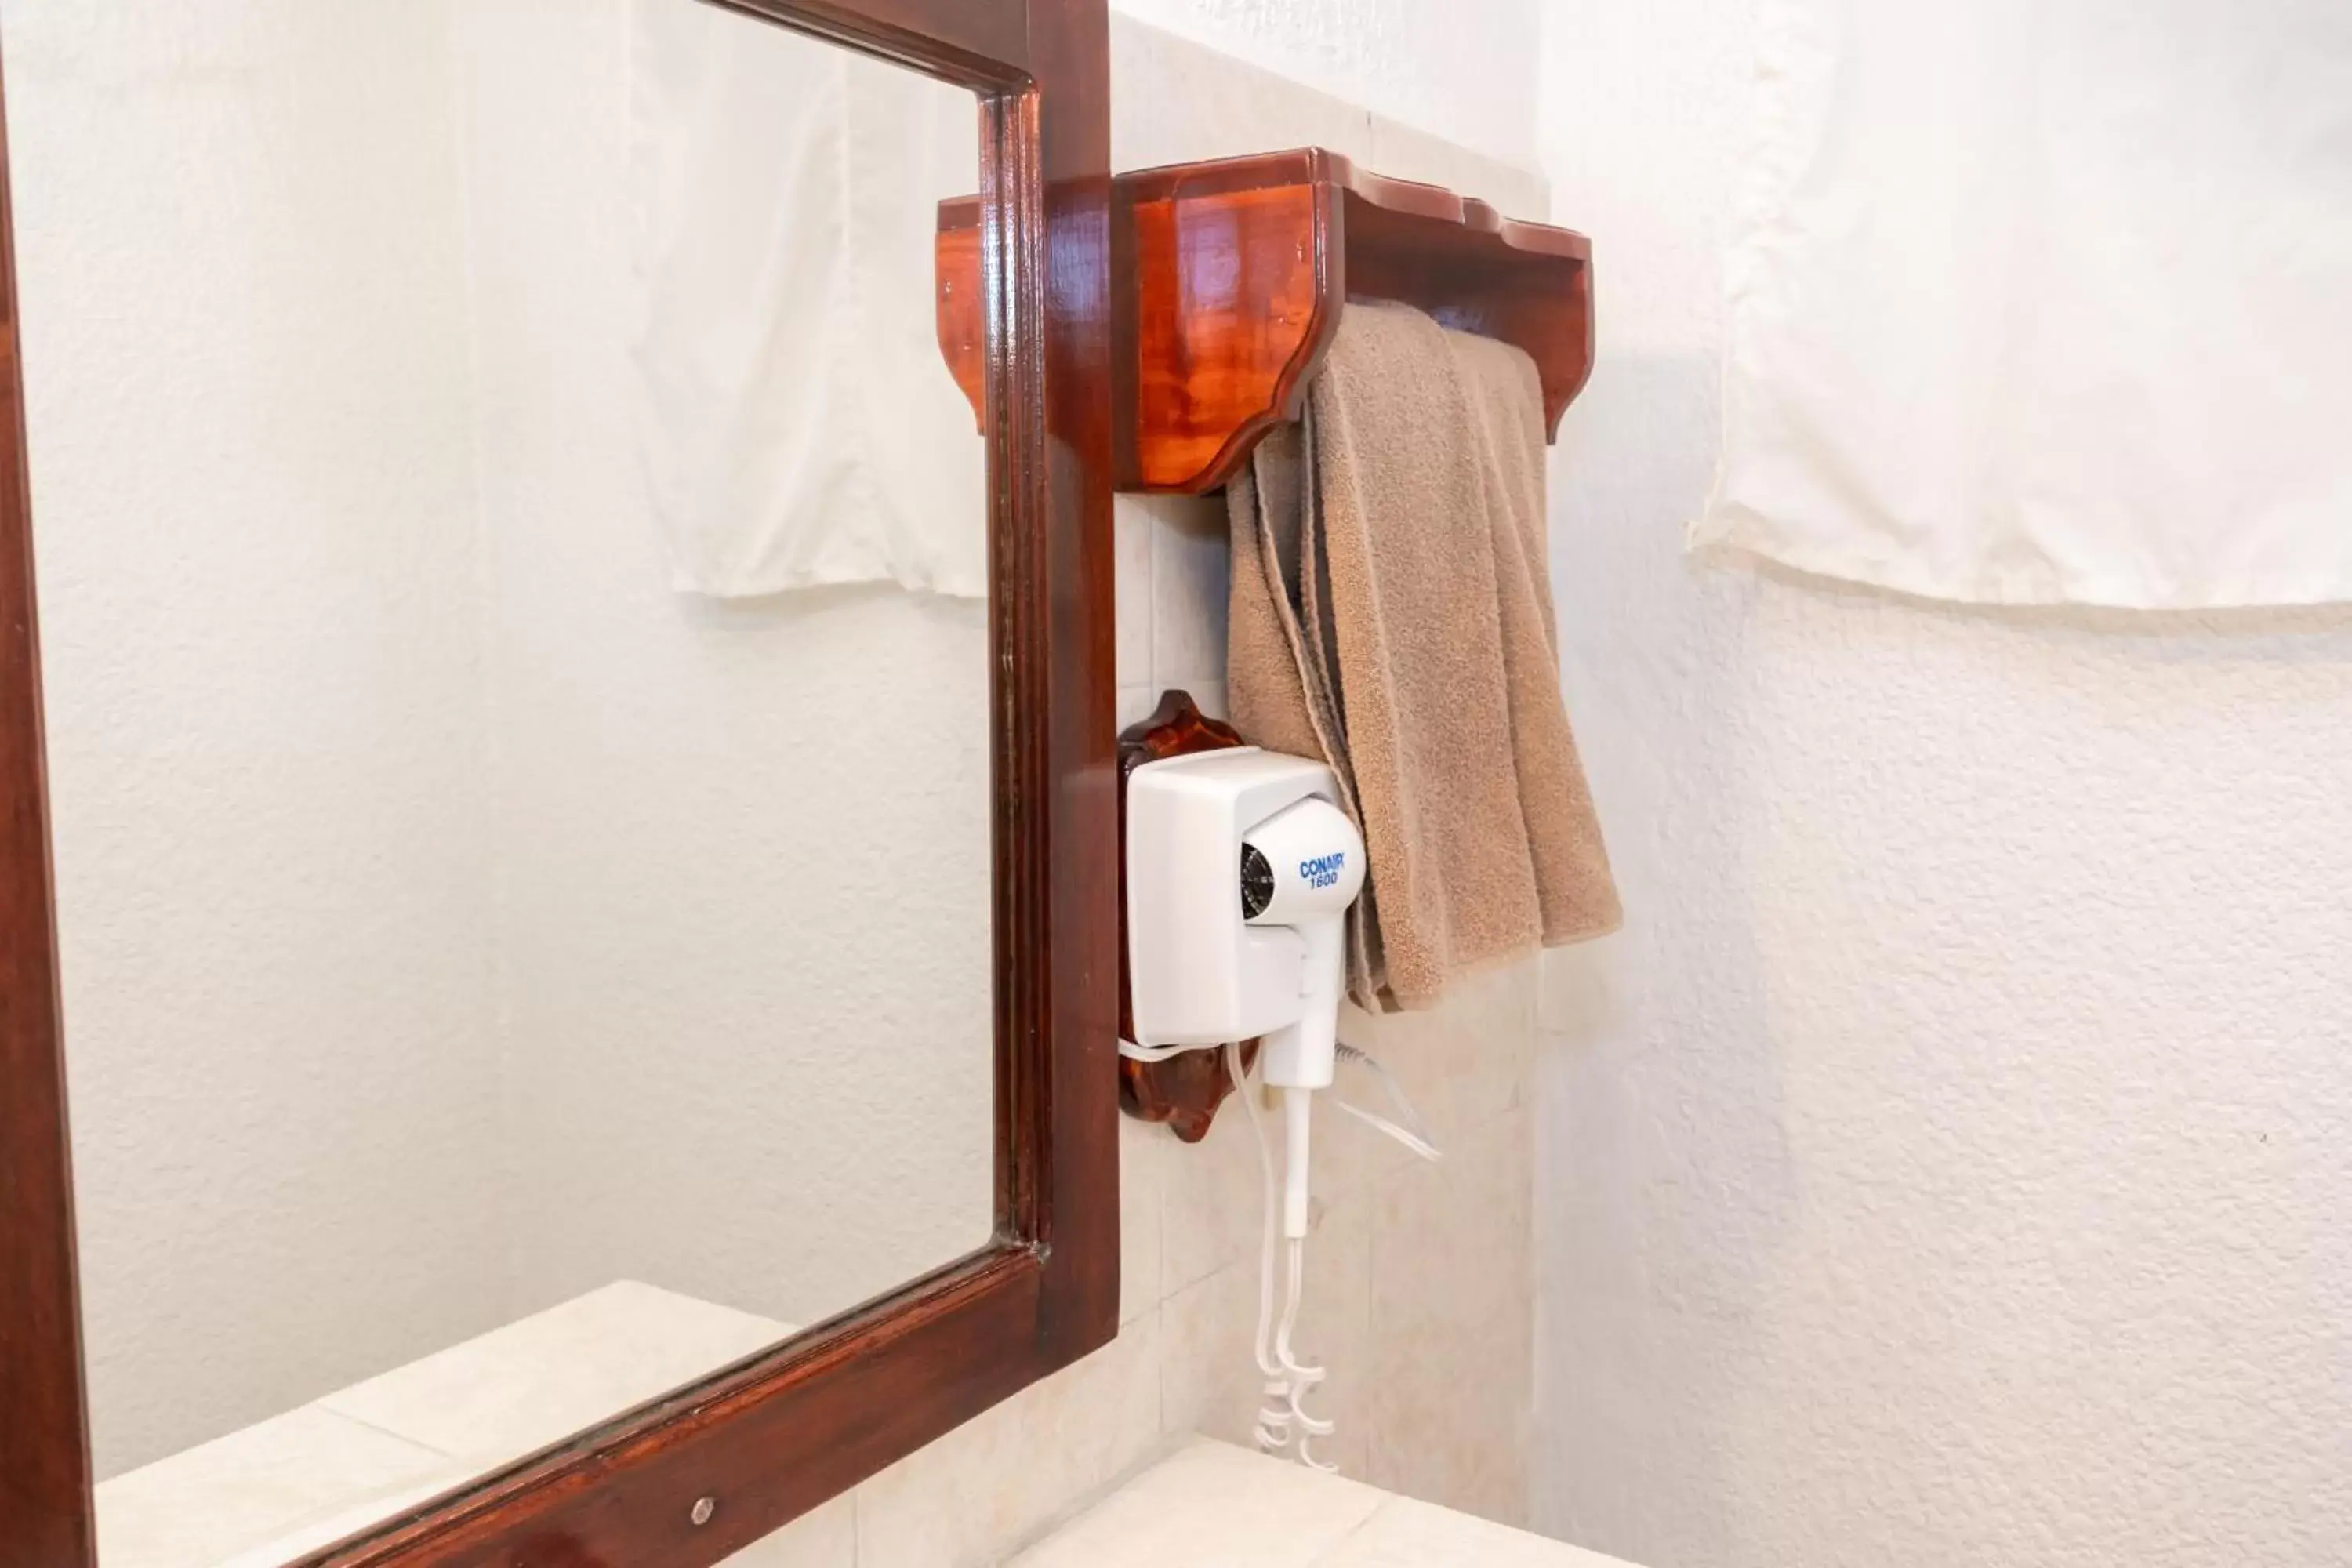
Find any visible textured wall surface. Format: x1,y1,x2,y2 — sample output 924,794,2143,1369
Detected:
15,0,995,1479
1534,2,2352,1564
6,0,514,1479
1107,0,1537,166
442,0,996,1338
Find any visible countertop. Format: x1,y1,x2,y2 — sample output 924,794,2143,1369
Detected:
1011,1439,1640,1567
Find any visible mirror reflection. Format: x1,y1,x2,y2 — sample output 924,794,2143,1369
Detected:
5,2,993,1561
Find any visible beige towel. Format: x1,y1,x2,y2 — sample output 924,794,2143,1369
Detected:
1227,300,1621,1012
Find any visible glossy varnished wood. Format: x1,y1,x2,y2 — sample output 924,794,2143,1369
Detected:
1115,691,1254,1142
0,2,1116,1566
0,35,97,1568
1022,0,1120,1357
935,216,986,431
938,147,1596,494
1120,176,1332,495
704,0,1028,85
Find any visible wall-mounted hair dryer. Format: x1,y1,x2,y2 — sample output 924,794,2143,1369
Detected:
1125,740,1435,1473
1126,747,1366,1239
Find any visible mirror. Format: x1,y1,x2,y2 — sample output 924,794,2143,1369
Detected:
3,2,994,1561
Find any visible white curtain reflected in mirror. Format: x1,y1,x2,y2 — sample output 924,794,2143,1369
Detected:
2,2,992,1563
633,0,988,597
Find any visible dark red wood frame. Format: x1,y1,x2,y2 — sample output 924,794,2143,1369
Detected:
0,1,1116,1563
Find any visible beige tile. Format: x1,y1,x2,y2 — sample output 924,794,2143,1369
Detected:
1158,1080,1271,1295
1288,1196,1374,1481
219,1478,484,1567
720,1494,856,1567
1363,115,1549,223
853,1314,1163,1567
1536,941,1620,1039
1157,1260,1264,1452
1115,494,1156,687
318,1281,794,1475
213,1475,481,1568
1157,1193,1367,1475
1147,492,1230,691
1119,1113,1167,1325
1363,1107,1534,1527
1008,1439,1388,1568
1159,1071,1436,1483
1111,18,1374,172
1120,684,1163,733
1315,1495,1639,1568
95,1404,456,1568
1323,961,1539,1199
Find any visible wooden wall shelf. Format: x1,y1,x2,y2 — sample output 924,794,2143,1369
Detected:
937,147,1595,495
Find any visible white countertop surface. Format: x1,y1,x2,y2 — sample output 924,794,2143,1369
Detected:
95,1281,794,1568
100,1296,1638,1568
1011,1439,1641,1568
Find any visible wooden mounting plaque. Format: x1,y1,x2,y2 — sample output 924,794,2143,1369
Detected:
938,147,1595,494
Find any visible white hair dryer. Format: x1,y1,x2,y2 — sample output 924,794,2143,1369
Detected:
1125,747,1366,1238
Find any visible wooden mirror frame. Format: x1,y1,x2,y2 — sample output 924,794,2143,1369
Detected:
0,1,1115,1563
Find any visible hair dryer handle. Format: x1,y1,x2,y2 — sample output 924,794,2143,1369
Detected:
1261,914,1345,1092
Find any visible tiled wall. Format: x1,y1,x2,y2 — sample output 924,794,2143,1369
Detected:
727,21,1554,1567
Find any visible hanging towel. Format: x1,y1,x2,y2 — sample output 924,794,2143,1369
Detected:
1228,300,1621,1014
629,0,985,598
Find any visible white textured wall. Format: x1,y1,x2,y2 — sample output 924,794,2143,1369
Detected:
1534,2,2352,1564
441,0,996,1335
1106,0,1537,167
14,0,993,1481
7,0,514,1479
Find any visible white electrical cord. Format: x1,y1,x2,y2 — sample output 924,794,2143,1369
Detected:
1115,1036,1443,1167
1331,1042,1443,1164
1116,1038,1203,1063
1120,1034,1440,1471
1229,1043,1338,1469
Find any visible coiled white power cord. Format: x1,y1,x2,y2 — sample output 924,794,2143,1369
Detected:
1117,1033,1440,1471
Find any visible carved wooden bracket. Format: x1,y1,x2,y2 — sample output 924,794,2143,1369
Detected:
938,147,1595,494
1116,691,1257,1142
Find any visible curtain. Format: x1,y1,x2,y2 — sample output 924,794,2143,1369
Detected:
630,0,985,598
1694,0,2352,608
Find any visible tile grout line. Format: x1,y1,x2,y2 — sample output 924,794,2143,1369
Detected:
1307,1494,1408,1566
296,1401,459,1464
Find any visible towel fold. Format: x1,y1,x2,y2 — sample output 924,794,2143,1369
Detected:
1228,300,1621,1013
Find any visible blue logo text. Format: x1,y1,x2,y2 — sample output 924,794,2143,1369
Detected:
1299,852,1347,891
